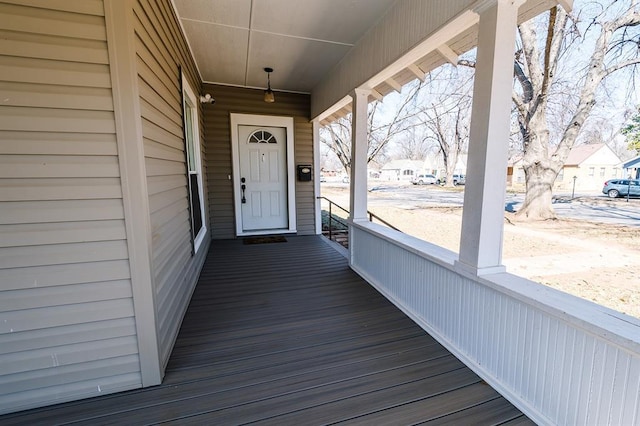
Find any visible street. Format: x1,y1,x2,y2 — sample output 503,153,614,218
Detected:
322,181,640,227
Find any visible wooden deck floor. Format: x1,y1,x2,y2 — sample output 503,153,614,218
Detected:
1,236,532,425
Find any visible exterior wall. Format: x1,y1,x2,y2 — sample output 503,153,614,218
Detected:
203,84,313,239
133,0,209,368
0,0,210,414
0,0,141,414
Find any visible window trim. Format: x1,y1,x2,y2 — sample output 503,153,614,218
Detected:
181,72,207,253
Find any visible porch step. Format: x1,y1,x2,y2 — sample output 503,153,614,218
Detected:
323,230,349,249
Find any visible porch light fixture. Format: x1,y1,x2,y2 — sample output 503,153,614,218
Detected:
263,67,275,103
199,93,215,104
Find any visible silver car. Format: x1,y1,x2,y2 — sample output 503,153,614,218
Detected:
437,174,466,185
602,179,640,198
411,174,437,185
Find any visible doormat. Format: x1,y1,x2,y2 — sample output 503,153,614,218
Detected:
243,236,287,245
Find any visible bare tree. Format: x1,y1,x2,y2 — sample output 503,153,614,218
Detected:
392,126,436,161
417,66,473,186
513,1,640,219
320,81,423,174
321,117,352,173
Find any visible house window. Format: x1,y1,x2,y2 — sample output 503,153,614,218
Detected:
182,73,206,253
557,169,564,181
403,169,413,176
249,130,276,144
600,167,606,177
588,167,595,177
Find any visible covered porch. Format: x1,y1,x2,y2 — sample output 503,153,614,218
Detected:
2,0,639,423
0,236,531,424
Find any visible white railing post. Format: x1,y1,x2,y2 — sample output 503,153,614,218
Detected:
313,119,322,235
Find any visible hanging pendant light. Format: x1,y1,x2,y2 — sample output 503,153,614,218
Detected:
263,67,275,103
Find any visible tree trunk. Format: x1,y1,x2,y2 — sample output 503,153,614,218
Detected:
516,84,559,219
444,151,458,186
517,162,558,219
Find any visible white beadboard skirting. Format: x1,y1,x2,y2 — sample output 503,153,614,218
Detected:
349,221,640,426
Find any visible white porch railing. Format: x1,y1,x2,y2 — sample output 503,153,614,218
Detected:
349,221,640,426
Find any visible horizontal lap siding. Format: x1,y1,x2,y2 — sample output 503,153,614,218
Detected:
0,0,140,414
134,0,208,368
294,117,315,234
203,84,313,239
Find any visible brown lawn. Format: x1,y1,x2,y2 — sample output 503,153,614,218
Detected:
321,185,640,319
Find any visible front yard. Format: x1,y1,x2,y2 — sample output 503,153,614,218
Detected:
321,185,640,319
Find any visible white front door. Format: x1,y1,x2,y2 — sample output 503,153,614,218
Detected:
238,125,288,232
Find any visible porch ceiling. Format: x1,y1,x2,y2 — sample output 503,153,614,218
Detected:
171,0,397,92
172,0,562,124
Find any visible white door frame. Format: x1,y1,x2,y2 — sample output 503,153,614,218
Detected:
230,113,297,236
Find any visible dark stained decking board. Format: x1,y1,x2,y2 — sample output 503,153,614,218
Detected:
0,236,533,425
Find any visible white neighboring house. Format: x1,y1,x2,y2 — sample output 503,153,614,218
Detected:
423,153,467,182
381,155,468,182
379,159,423,181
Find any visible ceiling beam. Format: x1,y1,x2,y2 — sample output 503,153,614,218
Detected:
370,89,384,101
315,95,351,123
358,10,477,91
407,64,426,82
557,0,573,12
436,44,459,66
385,77,402,93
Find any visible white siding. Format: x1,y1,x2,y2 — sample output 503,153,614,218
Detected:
0,0,141,414
133,0,209,368
350,223,640,425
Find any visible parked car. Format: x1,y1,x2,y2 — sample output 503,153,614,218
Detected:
453,174,466,185
438,174,466,186
602,179,640,198
411,174,437,185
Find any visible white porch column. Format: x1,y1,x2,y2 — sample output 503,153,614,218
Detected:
312,119,322,234
456,0,522,276
349,88,370,221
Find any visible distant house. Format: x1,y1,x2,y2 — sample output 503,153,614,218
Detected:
380,156,467,182
420,153,467,181
509,144,623,192
556,144,623,192
379,159,423,181
623,154,640,179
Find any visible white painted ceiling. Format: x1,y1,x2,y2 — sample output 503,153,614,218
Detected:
172,0,398,93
